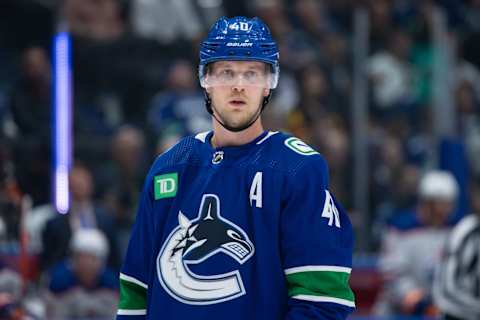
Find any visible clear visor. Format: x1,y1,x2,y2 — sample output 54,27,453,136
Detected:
199,64,279,89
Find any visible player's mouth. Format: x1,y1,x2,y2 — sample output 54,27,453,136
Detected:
229,99,247,107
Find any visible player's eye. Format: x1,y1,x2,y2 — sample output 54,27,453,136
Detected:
244,70,259,81
218,69,235,80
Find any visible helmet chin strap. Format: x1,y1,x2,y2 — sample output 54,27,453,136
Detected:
204,92,271,133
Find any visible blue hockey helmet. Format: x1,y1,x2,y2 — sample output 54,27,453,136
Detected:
199,16,280,89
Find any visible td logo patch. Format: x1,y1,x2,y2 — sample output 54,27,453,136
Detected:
154,173,178,200
284,137,319,156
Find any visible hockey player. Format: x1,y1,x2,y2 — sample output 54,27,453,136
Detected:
375,170,459,316
116,16,355,319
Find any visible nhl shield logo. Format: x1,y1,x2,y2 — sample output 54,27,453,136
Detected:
157,194,255,305
212,151,224,164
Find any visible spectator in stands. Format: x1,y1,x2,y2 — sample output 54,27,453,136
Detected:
46,229,118,319
130,0,210,45
10,47,50,140
370,134,419,223
321,32,352,121
375,170,459,316
455,80,480,179
251,2,300,132
100,125,147,259
41,163,119,271
0,263,43,319
314,114,352,209
0,161,45,319
368,29,417,119
147,60,211,142
0,145,21,244
64,0,124,40
368,0,394,52
293,63,333,137
0,226,23,317
9,47,51,205
294,0,330,41
462,0,480,32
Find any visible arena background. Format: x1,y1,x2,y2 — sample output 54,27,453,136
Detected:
1,0,479,318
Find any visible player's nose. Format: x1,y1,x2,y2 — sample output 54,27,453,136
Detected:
231,82,246,92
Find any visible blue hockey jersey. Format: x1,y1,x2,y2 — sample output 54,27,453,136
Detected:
117,131,355,320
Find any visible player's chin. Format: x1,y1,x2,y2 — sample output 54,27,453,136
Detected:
224,117,252,131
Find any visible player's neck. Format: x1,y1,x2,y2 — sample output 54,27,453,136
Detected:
211,119,264,148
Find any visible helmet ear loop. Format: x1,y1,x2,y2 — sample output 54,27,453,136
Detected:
204,90,213,115
261,92,272,111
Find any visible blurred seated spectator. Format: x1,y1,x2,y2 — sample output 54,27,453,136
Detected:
45,229,118,319
368,29,418,120
0,208,45,320
267,70,299,125
314,114,352,209
9,47,51,206
0,266,21,304
10,47,50,140
254,0,315,72
147,60,211,141
293,0,330,41
462,0,480,32
295,64,332,127
374,170,459,316
321,32,352,121
24,204,55,255
99,125,147,259
64,0,124,41
130,0,205,44
370,132,421,237
0,293,26,320
0,261,44,319
367,0,395,52
41,163,119,272
454,80,480,179
0,155,21,247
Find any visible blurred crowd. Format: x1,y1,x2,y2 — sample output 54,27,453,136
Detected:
1,0,480,318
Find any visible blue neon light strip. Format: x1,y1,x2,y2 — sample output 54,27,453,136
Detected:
54,32,72,214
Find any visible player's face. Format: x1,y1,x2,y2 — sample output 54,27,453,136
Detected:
205,61,270,130
425,200,455,226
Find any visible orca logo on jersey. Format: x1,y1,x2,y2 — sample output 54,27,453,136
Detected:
157,194,255,305
284,137,319,156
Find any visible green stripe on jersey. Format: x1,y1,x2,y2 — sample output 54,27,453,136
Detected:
118,276,147,311
286,270,355,302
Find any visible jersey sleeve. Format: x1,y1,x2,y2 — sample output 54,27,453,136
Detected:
116,173,155,319
280,156,355,319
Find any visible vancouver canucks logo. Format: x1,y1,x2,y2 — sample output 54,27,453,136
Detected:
157,194,255,305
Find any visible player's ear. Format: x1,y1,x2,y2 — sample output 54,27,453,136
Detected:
263,88,270,97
